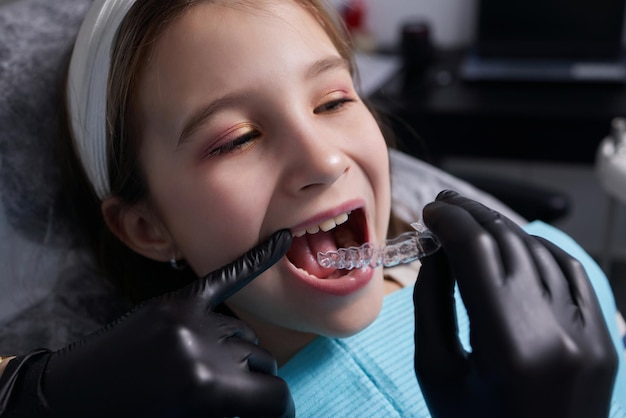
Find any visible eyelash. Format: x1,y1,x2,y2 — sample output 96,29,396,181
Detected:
314,97,356,114
207,96,357,157
207,129,260,157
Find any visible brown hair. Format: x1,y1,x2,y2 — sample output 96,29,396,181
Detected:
60,0,372,304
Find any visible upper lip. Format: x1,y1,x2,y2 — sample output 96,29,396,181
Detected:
290,200,364,237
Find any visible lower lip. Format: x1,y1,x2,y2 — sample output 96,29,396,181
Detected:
283,258,375,296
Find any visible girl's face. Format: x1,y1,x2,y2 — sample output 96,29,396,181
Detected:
132,0,391,359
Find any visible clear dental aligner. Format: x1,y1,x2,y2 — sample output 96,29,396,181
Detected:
317,222,441,270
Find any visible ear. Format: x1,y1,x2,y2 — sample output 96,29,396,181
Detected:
101,196,175,262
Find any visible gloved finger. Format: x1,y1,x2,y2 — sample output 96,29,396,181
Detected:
534,236,607,326
534,235,618,404
173,229,292,309
207,373,295,418
422,199,507,303
247,349,279,376
454,197,555,296
424,193,547,329
235,374,295,418
187,342,294,418
435,189,503,225
432,190,542,292
414,248,468,383
523,235,576,307
215,338,274,376
435,189,534,248
216,314,260,345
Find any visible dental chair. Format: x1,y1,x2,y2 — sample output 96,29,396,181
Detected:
0,0,623,374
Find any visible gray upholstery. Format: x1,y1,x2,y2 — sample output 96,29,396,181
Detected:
0,0,126,353
389,148,526,226
0,0,523,354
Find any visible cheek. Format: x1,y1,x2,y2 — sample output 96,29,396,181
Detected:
226,266,290,316
353,113,391,235
374,151,392,240
351,106,390,174
152,165,276,275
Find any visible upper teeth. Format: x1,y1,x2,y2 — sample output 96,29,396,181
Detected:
293,212,350,237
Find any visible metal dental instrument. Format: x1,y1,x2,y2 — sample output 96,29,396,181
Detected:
317,222,441,270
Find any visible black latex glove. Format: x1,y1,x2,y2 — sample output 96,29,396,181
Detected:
414,190,618,418
0,230,295,418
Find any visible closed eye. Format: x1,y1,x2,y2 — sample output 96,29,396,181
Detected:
206,129,261,157
314,97,356,114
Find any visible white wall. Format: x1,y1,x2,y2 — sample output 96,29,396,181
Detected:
332,0,626,50
365,0,477,48
330,0,478,49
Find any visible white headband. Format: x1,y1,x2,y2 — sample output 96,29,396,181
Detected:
67,0,137,200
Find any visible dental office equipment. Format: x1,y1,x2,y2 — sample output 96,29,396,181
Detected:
317,222,440,270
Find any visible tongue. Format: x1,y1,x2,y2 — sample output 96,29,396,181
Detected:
287,230,338,278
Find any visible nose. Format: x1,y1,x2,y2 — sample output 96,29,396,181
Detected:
278,117,350,194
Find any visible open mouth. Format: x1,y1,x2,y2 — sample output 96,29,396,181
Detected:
287,208,367,279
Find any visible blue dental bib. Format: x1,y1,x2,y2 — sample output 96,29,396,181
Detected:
279,221,626,417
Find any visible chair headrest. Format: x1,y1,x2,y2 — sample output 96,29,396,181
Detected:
0,0,91,243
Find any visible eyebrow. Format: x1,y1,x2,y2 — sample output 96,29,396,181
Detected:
178,93,248,147
305,56,350,80
178,56,350,146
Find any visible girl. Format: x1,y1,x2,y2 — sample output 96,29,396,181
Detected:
1,0,624,416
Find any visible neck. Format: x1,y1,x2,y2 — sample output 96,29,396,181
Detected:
228,308,318,367
257,323,318,367
226,279,403,367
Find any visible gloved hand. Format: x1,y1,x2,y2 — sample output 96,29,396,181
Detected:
413,190,618,418
0,230,295,418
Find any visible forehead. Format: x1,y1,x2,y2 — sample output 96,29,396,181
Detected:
146,0,336,68
142,0,341,81
133,0,346,139
149,0,330,50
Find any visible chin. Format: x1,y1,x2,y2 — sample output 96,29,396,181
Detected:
322,317,379,338
314,283,386,338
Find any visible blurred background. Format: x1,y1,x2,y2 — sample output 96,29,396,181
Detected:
333,0,626,313
2,0,625,312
